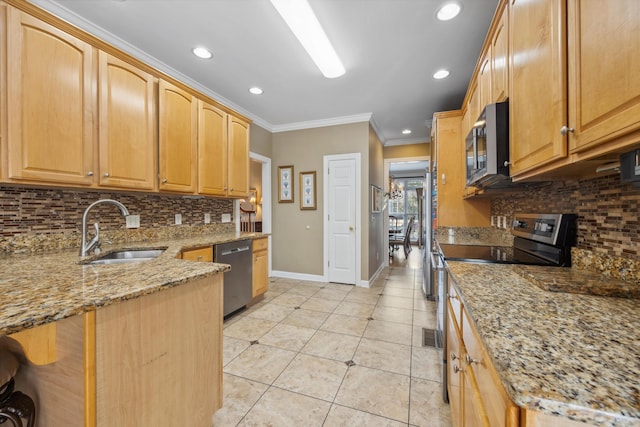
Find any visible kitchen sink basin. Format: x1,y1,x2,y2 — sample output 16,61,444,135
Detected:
87,248,166,265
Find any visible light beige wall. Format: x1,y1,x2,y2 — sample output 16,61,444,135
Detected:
271,122,370,278
383,143,430,159
368,126,385,278
250,123,272,158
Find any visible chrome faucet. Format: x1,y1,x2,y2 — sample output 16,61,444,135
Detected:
80,199,130,257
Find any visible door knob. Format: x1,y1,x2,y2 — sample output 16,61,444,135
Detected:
349,226,354,231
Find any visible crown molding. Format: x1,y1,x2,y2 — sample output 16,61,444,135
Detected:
384,137,430,147
271,113,373,133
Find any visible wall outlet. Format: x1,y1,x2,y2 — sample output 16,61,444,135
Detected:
221,213,231,223
502,216,508,229
125,215,140,229
175,213,182,225
204,213,211,224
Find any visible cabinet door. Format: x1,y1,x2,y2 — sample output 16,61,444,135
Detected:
5,8,95,185
478,50,492,109
181,246,213,262
252,238,269,297
447,307,463,427
509,0,567,176
158,80,197,193
227,115,250,198
468,82,480,124
567,0,640,153
198,100,228,196
491,4,509,103
99,52,156,190
463,367,490,427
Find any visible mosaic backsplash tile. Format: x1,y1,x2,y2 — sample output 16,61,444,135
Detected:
491,174,640,281
0,186,235,254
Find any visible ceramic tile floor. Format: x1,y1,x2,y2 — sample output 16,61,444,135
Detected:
214,248,452,427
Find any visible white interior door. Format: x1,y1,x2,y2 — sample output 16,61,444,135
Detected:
327,157,357,284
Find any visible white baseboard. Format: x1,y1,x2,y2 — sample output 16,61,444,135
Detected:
270,270,327,283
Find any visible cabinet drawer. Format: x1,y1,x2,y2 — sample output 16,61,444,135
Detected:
448,281,462,329
462,308,519,427
252,237,268,252
181,246,213,262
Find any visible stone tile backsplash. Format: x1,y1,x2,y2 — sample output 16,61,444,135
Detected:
491,174,640,281
0,186,235,254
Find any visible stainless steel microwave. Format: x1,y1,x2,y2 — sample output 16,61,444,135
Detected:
465,101,509,188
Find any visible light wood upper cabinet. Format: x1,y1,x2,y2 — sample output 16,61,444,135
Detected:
508,0,567,176
478,50,492,111
158,79,198,193
4,7,95,185
98,52,156,190
491,3,509,103
567,0,640,154
198,101,228,196
227,115,250,198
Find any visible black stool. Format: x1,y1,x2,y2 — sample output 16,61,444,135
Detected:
0,351,36,427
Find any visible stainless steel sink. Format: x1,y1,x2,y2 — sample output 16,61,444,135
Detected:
87,248,166,265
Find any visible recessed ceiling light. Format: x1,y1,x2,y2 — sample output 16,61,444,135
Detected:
192,46,213,59
433,69,450,79
270,0,345,78
402,129,412,135
436,2,462,21
249,87,264,95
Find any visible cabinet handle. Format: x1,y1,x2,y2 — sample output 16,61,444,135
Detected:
162,178,168,184
197,255,202,261
450,352,459,361
448,294,458,300
503,161,511,167
230,188,234,191
465,354,479,365
87,171,94,177
560,126,575,136
453,365,462,374
103,173,110,178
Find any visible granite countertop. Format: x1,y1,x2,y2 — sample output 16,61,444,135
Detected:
445,261,640,427
0,231,266,336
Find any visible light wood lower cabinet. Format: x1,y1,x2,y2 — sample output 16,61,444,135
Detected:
180,246,213,262
2,276,223,427
447,281,518,427
252,237,269,297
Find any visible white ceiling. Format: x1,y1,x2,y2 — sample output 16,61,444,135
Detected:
31,0,499,145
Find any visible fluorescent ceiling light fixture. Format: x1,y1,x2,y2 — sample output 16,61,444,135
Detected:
249,87,264,95
192,46,213,59
436,2,462,21
270,0,345,78
433,69,450,79
402,129,412,135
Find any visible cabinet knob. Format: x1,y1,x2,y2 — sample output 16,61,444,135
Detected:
450,352,459,361
503,161,511,167
87,171,94,177
162,178,168,184
560,126,575,136
465,354,479,365
453,365,462,374
230,188,234,191
448,294,458,300
103,173,110,178
197,256,202,261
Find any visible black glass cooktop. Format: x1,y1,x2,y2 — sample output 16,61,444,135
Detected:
438,243,556,266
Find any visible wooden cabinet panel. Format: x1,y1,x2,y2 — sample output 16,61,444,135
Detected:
5,7,95,185
447,307,463,427
479,50,492,110
98,52,156,190
252,237,268,297
95,276,222,426
508,0,567,176
181,246,213,262
468,82,480,125
463,367,490,427
567,0,640,153
491,4,509,103
158,79,197,193
227,115,250,198
198,100,228,196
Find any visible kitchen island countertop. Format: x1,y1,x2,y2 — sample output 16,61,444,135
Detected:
445,261,640,427
0,231,266,336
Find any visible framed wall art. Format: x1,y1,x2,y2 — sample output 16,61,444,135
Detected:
300,171,317,210
371,185,384,213
278,165,294,203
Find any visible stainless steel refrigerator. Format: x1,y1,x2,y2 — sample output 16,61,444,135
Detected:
422,171,435,300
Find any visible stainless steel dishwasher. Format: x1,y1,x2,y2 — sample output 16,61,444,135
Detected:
214,240,252,317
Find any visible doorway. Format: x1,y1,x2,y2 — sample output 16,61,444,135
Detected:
323,153,361,285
